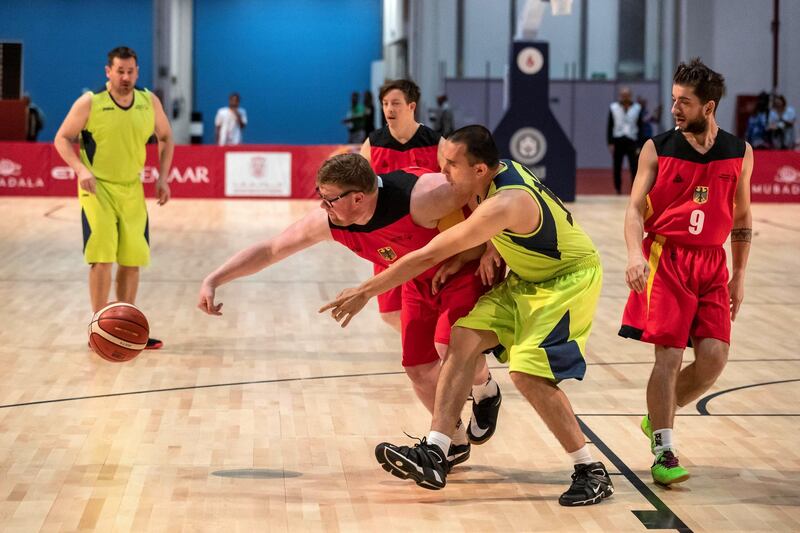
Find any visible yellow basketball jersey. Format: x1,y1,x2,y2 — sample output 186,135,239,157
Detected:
489,160,598,282
80,85,155,184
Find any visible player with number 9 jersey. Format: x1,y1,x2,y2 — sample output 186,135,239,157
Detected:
619,127,747,348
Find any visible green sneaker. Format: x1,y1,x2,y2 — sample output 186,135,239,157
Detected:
640,415,655,454
651,450,690,485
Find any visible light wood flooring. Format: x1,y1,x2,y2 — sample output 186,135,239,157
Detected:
0,197,797,532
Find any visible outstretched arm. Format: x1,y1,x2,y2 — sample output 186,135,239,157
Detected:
198,208,332,315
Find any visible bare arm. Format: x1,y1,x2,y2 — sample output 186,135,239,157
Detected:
54,93,94,192
729,143,753,321
624,139,658,293
151,93,174,205
320,190,531,326
198,209,333,315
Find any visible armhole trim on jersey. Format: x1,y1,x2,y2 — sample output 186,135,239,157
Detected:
494,184,544,238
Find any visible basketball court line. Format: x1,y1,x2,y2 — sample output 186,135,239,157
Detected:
578,418,693,532
695,378,800,415
2,366,792,531
1,367,796,416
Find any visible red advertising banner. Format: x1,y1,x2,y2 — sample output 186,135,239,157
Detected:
0,142,355,199
750,150,800,203
5,142,796,203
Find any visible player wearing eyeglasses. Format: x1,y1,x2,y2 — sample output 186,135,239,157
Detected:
198,152,502,471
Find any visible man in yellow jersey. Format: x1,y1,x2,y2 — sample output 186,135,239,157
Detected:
54,46,173,349
321,125,614,506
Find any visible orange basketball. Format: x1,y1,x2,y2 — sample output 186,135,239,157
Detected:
88,302,150,362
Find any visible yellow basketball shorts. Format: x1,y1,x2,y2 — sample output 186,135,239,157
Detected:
79,179,150,266
455,255,602,382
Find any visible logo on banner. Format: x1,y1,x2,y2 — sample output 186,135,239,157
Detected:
0,158,44,189
751,164,800,197
225,152,292,197
250,156,267,178
0,159,22,177
693,186,709,204
510,128,547,167
51,166,76,180
141,166,210,184
517,47,544,75
775,165,800,184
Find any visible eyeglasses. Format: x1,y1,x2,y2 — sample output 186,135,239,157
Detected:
316,187,361,208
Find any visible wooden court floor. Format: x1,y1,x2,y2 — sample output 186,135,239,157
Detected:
0,196,797,532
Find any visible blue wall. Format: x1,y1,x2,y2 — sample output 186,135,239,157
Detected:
194,0,381,144
0,1,153,142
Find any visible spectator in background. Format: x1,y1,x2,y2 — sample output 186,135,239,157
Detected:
429,94,454,137
215,92,247,146
636,97,661,145
768,94,796,150
745,92,770,149
363,90,376,138
607,87,642,194
22,94,45,141
343,91,365,143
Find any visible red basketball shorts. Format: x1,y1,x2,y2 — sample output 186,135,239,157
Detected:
375,263,402,313
400,261,487,367
620,235,730,349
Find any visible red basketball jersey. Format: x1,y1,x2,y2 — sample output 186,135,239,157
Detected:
368,125,441,175
329,168,443,280
645,128,745,246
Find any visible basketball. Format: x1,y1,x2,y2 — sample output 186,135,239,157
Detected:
88,302,150,362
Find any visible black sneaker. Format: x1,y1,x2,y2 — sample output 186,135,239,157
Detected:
558,462,614,506
446,442,471,471
467,387,501,444
145,338,163,350
375,438,448,490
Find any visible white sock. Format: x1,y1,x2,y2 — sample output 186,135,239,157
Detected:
653,428,674,455
427,431,451,454
567,444,594,466
472,373,499,403
452,418,468,446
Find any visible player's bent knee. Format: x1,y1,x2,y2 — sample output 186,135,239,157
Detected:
404,360,440,386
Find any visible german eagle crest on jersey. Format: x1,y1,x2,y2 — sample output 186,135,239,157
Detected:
378,247,398,262
693,186,709,204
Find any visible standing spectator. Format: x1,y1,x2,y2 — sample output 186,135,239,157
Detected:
429,94,454,137
363,90,376,138
343,91,366,143
22,94,45,142
745,92,770,149
607,87,642,194
215,92,247,146
768,94,796,150
636,97,662,145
